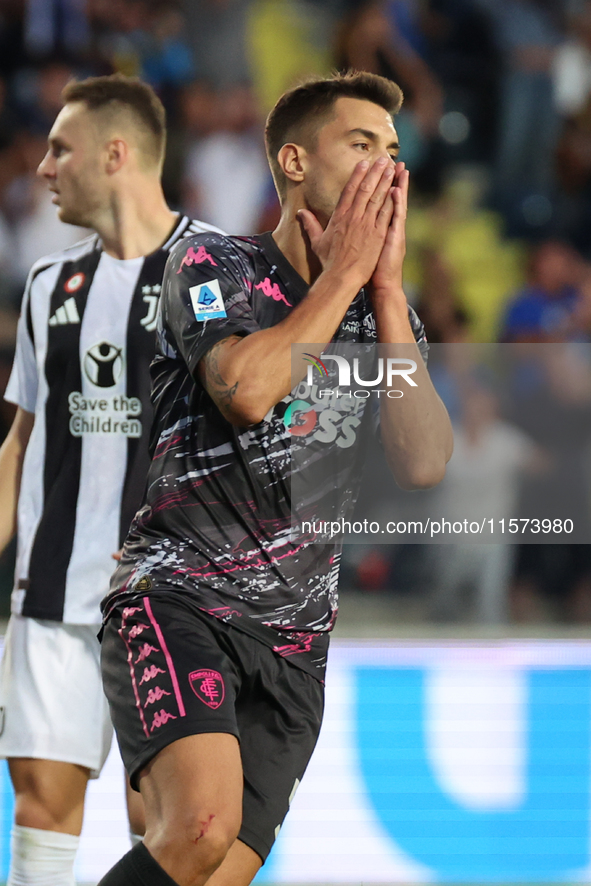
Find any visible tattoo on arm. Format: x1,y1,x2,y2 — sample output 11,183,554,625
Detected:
201,338,239,418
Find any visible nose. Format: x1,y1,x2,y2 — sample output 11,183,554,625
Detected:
375,151,394,168
37,150,55,179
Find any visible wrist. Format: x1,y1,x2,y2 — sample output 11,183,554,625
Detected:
371,290,415,343
318,265,367,299
369,282,406,303
370,286,409,321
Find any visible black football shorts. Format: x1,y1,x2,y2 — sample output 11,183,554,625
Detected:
100,593,324,862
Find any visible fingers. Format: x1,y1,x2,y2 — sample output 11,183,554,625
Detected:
392,165,409,224
376,187,395,234
333,157,395,223
351,156,395,218
297,208,324,250
393,160,406,184
333,160,372,215
367,160,397,216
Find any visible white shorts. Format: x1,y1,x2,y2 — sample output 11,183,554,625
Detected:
0,615,113,778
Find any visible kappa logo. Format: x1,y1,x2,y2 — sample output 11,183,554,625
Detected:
49,296,80,326
139,664,166,684
128,623,149,639
189,669,225,709
177,245,217,273
135,642,160,664
144,686,172,707
150,709,177,731
255,277,292,307
189,279,226,321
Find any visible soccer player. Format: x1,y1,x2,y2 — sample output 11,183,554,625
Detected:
0,74,221,885
99,71,453,886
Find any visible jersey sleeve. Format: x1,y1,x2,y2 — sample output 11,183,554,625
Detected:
160,233,261,376
408,304,429,364
4,274,38,413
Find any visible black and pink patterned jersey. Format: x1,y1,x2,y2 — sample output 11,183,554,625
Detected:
103,232,427,680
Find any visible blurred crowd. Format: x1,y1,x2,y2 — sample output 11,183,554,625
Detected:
345,341,591,625
3,0,591,621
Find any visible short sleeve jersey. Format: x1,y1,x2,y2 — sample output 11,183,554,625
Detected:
5,216,222,624
104,232,427,679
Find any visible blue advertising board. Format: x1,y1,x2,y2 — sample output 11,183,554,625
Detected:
1,640,590,883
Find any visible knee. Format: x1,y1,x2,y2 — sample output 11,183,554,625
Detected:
186,814,237,870
9,762,87,832
13,791,73,832
151,811,240,879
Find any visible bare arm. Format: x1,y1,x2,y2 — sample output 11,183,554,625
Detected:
198,158,397,425
370,164,453,489
0,407,34,555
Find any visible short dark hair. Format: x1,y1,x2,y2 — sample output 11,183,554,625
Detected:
265,70,403,200
62,74,166,167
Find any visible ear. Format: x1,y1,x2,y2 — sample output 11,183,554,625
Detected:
105,138,128,175
277,143,307,185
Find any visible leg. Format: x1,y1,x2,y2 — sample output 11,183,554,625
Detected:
203,839,261,886
6,758,87,886
231,629,324,872
100,601,321,886
140,734,243,886
99,734,243,886
9,758,89,834
0,617,113,884
100,602,247,885
125,773,146,841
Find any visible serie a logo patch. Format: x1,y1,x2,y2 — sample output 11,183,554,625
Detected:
189,279,227,320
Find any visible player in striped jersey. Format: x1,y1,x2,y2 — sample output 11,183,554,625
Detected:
0,74,221,885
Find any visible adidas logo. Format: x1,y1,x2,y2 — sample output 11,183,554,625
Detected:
49,297,80,326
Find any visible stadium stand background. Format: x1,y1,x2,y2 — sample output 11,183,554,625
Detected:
2,0,591,627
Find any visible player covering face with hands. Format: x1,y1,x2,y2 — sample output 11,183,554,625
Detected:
98,71,452,886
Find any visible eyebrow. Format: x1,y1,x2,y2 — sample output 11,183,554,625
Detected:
347,128,400,152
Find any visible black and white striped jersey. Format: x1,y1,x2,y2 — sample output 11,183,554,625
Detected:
5,214,222,624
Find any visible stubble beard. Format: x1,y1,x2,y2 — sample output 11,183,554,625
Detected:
56,188,98,229
303,169,340,231
57,207,90,228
